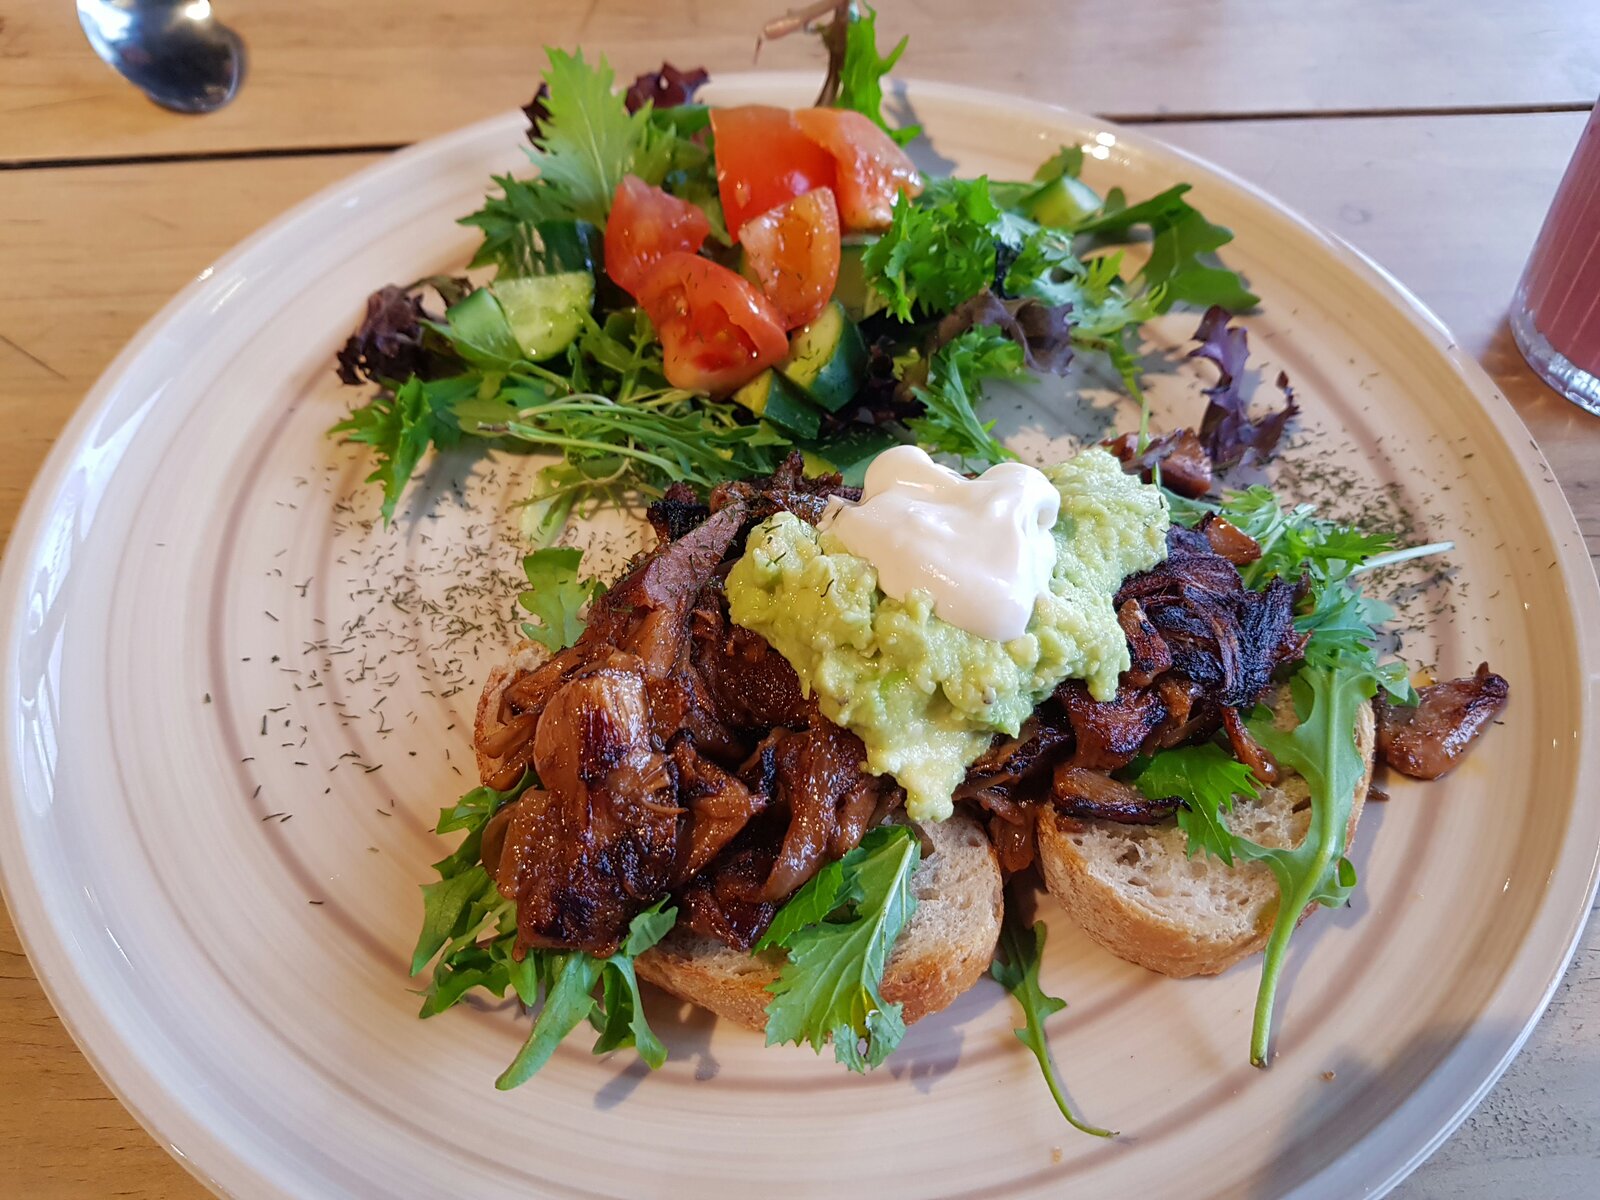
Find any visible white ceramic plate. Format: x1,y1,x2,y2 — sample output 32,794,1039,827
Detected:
2,76,1596,1200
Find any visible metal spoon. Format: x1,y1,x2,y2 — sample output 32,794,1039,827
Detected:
77,0,246,114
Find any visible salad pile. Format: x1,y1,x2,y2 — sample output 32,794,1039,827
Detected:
333,4,1258,544
337,2,1457,1131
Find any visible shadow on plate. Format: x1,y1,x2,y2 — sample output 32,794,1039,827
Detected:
595,991,724,1110
1243,1019,1522,1199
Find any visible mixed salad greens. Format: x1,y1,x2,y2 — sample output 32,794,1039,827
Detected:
354,1,1438,1128
333,4,1259,537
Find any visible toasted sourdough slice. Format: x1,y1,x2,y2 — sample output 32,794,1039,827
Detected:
1036,685,1376,979
474,646,1004,1030
636,814,1003,1030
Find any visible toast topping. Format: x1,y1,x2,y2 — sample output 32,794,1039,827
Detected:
727,447,1169,820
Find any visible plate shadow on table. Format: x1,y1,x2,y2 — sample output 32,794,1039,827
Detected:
1481,319,1600,480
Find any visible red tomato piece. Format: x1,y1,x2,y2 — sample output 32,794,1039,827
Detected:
709,105,838,240
635,252,789,395
738,187,842,330
792,108,922,232
605,175,713,297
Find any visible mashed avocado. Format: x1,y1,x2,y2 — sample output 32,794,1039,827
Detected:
725,448,1170,821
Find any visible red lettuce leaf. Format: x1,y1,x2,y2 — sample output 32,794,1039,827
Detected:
1189,306,1298,471
624,64,710,113
521,83,552,145
335,278,470,387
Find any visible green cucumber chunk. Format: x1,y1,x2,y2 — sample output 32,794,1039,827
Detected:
778,301,867,413
441,287,525,371
834,235,884,321
491,272,594,361
732,369,823,438
1022,175,1104,230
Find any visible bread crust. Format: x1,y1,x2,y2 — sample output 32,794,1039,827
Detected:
1037,691,1376,978
637,814,1003,1030
473,641,547,785
473,662,512,786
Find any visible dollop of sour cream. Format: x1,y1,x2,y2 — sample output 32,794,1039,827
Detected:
820,445,1060,642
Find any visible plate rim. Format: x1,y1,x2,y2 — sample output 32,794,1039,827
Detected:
1,75,1596,1200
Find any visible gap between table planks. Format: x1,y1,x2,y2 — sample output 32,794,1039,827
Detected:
0,109,1597,1198
3,0,1599,162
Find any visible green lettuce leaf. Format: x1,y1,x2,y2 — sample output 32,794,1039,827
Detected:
1238,663,1374,1065
991,912,1115,1137
754,855,858,952
496,950,605,1089
1155,482,1449,1063
330,374,475,525
413,768,678,1086
435,772,533,836
762,824,921,1071
459,49,686,273
412,868,501,978
460,176,583,275
906,325,1026,470
1076,183,1257,312
861,179,999,319
518,546,604,652
1126,743,1262,868
832,6,920,146
524,49,656,226
495,899,678,1089
411,771,535,979
590,901,679,1067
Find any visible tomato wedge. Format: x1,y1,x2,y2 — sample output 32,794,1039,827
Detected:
636,252,789,395
793,108,922,232
710,105,838,240
604,175,713,297
738,188,842,330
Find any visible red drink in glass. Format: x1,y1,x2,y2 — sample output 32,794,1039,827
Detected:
1512,103,1600,415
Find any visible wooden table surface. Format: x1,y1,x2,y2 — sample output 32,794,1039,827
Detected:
1,2,1597,1196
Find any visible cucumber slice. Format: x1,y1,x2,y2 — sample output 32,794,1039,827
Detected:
1022,175,1104,230
834,235,884,321
491,272,594,361
442,287,525,371
732,369,823,438
778,301,868,412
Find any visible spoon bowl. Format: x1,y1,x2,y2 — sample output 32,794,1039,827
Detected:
77,0,245,114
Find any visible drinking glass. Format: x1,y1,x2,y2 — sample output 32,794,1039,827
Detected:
1511,103,1600,416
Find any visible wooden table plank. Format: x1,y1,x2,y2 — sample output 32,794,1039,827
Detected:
4,0,1599,163
1,110,1597,1196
